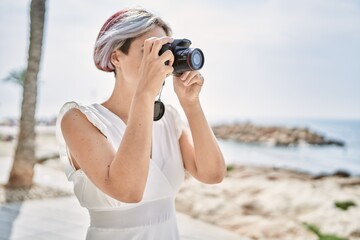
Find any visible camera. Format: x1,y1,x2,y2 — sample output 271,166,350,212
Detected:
159,39,204,75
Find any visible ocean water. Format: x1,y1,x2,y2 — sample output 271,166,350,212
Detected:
1,118,360,176
213,117,360,176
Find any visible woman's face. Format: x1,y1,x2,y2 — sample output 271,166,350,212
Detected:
116,26,168,84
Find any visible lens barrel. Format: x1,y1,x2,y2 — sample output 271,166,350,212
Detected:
159,39,204,74
188,48,204,70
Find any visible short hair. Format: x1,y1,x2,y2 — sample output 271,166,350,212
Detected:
94,7,172,72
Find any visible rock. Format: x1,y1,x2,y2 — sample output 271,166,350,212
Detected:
0,134,15,142
212,122,345,147
313,170,351,179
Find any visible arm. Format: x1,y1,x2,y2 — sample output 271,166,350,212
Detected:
173,71,226,184
61,37,174,203
179,101,226,184
61,92,154,203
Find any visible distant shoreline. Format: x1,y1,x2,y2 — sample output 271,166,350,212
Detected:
1,124,359,177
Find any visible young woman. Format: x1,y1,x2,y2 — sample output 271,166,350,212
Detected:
57,7,226,240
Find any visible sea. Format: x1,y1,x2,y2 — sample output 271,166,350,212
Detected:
210,117,360,176
1,118,360,176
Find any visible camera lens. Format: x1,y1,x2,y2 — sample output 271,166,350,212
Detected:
192,51,202,67
188,48,204,70
165,39,205,74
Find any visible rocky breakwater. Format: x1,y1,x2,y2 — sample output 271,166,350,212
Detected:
212,122,345,147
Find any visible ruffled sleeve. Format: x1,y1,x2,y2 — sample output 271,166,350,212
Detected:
56,101,80,179
56,101,78,145
56,102,109,142
56,101,109,179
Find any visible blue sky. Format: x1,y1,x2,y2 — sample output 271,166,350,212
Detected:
0,0,359,121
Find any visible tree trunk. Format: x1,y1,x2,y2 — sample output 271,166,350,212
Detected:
6,0,46,188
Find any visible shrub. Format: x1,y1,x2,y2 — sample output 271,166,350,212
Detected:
303,222,345,240
335,200,357,211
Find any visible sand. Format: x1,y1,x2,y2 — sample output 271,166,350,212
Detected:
175,165,360,240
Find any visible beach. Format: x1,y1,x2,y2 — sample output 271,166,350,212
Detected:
1,126,360,239
175,165,360,240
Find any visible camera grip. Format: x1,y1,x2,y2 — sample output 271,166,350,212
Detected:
159,43,171,66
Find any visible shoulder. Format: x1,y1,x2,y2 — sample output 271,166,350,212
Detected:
58,102,99,137
61,108,86,130
61,112,89,145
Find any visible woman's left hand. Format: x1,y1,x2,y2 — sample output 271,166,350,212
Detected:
173,70,226,184
173,70,204,107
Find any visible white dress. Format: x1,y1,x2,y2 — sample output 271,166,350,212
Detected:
56,102,185,240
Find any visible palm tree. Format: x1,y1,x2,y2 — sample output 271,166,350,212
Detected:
2,68,26,87
6,0,47,188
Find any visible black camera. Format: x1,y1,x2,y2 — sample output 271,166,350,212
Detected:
159,39,204,75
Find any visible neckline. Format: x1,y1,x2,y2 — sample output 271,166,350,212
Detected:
93,103,154,160
94,103,127,127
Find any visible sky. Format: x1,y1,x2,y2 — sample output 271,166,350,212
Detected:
0,0,359,122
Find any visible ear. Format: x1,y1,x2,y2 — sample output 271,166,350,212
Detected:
110,50,123,70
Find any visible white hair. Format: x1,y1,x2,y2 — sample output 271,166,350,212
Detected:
94,7,172,72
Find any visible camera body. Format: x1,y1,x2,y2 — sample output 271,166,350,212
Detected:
159,39,204,75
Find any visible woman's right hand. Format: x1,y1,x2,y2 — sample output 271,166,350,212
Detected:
136,37,174,98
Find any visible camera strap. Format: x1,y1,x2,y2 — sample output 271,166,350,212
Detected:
153,81,166,121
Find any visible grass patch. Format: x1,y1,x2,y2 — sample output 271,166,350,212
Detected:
226,164,235,172
335,200,357,211
303,223,346,240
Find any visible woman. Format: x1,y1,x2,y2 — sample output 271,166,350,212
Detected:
56,7,226,240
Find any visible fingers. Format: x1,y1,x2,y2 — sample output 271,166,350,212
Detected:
152,37,173,57
143,37,157,55
165,66,174,77
143,36,174,74
179,71,191,80
142,37,174,77
178,71,204,86
159,49,175,66
143,37,173,56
